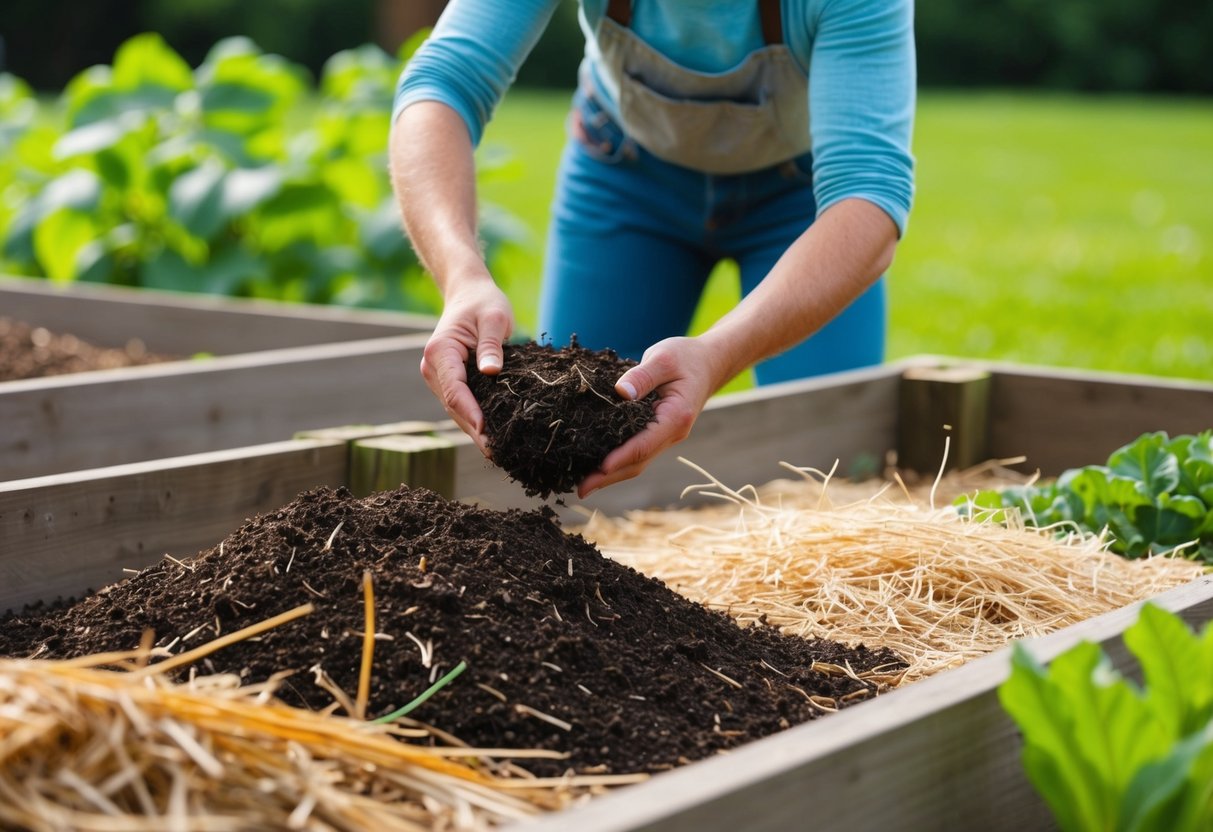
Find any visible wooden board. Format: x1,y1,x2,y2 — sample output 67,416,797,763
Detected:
0,275,434,355
510,575,1213,832
985,363,1213,474
0,439,347,613
0,335,440,480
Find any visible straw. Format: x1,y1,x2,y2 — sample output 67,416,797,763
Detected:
583,459,1207,683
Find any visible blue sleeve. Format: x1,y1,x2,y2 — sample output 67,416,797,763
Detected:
393,0,563,146
800,0,916,236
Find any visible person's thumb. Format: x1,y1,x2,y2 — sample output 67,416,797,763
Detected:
475,309,512,375
615,362,659,401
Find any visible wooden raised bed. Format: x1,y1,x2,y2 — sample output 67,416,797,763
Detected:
0,276,440,480
2,357,1211,830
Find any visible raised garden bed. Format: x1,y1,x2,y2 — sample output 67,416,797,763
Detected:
2,357,1212,829
0,275,439,479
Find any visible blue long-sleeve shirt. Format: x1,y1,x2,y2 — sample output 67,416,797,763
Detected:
395,0,916,234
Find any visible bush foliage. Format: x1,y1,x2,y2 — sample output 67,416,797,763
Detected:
0,32,519,312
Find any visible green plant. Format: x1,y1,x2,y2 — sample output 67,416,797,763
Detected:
0,31,521,313
1000,604,1213,832
959,431,1213,563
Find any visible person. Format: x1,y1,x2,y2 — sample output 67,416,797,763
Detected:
390,0,915,498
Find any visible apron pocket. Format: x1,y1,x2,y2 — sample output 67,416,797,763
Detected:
618,72,798,175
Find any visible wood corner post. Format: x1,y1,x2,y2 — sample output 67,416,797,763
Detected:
897,366,992,474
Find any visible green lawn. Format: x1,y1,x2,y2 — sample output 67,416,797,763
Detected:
477,89,1213,385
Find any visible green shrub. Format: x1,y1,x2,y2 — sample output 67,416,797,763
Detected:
0,32,520,313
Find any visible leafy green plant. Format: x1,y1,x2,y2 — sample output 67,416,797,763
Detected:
959,431,1213,563
1000,604,1213,832
0,31,521,313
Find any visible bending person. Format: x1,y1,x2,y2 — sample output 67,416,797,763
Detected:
390,0,916,497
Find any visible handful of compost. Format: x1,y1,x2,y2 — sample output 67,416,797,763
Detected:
467,339,658,499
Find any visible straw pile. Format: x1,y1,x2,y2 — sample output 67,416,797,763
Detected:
0,628,642,831
583,460,1208,683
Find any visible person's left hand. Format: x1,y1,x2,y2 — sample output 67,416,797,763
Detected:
577,335,724,498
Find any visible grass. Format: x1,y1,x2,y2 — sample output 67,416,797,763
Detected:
477,89,1213,386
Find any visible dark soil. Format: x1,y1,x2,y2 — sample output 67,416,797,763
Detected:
0,318,174,381
0,485,904,776
468,339,657,499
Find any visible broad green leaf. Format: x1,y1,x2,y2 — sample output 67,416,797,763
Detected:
143,248,204,292
169,163,285,241
1118,725,1213,832
250,183,345,252
1124,604,1213,737
193,246,267,296
196,38,307,129
169,162,227,240
112,33,193,94
54,112,145,159
315,110,390,158
34,209,101,282
3,170,104,263
319,45,396,104
222,166,284,216
1166,737,1213,831
1000,644,1110,831
359,198,412,262
199,83,276,118
1135,494,1208,551
322,157,382,208
1109,432,1181,497
1047,643,1166,799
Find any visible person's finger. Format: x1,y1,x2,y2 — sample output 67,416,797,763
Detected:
421,339,487,444
578,401,694,497
474,307,512,375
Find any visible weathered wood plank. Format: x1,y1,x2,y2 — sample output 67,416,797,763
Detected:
511,575,1213,832
0,439,348,613
0,335,441,480
0,275,434,354
985,364,1213,474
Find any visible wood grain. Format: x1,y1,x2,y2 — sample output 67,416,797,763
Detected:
0,440,347,612
0,275,434,355
0,335,440,480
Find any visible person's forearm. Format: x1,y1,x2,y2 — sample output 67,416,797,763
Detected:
389,101,491,294
698,198,899,387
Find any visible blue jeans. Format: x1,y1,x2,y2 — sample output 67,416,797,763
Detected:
538,89,886,385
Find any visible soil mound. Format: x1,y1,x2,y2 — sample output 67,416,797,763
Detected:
468,339,657,498
0,486,903,775
0,318,173,381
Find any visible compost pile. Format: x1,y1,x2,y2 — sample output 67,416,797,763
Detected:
468,339,657,498
0,317,173,381
0,485,902,776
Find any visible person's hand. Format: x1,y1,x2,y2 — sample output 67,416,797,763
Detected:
577,335,724,498
419,277,514,457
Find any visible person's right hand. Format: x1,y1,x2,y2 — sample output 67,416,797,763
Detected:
419,276,514,457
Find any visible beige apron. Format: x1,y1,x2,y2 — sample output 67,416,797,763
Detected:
590,0,810,175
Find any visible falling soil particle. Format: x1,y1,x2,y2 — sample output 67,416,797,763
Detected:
468,339,657,499
0,318,174,381
0,486,904,776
